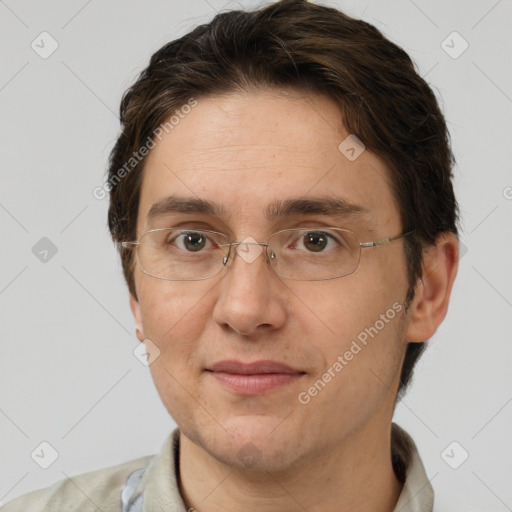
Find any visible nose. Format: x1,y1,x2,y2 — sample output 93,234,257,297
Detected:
212,240,287,336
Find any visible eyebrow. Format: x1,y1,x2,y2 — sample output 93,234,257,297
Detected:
146,195,369,222
147,196,224,220
265,197,369,220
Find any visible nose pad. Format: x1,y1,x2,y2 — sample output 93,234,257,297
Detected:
267,249,277,273
222,243,234,267
222,242,273,270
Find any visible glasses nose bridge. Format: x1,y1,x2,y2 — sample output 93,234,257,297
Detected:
223,240,271,267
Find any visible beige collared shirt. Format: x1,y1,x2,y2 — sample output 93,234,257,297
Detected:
1,423,433,511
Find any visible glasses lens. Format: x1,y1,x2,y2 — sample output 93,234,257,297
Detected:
267,228,361,280
137,229,229,280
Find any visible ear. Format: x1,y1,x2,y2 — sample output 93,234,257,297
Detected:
404,232,459,342
130,293,145,342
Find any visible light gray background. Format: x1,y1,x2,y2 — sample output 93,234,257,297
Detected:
1,0,511,510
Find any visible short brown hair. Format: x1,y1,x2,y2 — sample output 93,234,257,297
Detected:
107,0,458,397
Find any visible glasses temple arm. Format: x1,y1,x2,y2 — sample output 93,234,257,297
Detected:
120,241,139,249
360,230,415,248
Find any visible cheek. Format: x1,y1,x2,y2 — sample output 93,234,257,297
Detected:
137,278,213,366
297,305,405,434
137,280,214,421
293,264,407,409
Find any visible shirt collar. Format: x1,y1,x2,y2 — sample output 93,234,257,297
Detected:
391,423,434,512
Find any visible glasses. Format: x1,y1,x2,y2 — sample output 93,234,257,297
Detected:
121,227,414,281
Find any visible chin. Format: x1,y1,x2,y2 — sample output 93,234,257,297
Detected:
198,415,306,472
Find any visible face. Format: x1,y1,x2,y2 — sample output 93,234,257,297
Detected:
130,89,412,471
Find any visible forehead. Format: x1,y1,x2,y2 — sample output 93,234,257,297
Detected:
136,90,399,233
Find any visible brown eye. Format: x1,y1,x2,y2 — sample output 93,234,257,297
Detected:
175,231,207,252
302,232,328,252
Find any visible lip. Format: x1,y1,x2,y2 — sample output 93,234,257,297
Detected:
206,359,305,396
208,359,302,374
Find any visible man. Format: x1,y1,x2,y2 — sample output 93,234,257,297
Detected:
2,0,459,510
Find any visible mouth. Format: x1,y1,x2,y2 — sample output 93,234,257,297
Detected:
205,360,306,396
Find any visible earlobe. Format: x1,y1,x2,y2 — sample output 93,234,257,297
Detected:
404,232,459,343
130,293,145,342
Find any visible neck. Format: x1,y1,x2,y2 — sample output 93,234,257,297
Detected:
178,421,403,512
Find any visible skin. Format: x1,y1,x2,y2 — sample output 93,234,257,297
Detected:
129,89,459,512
